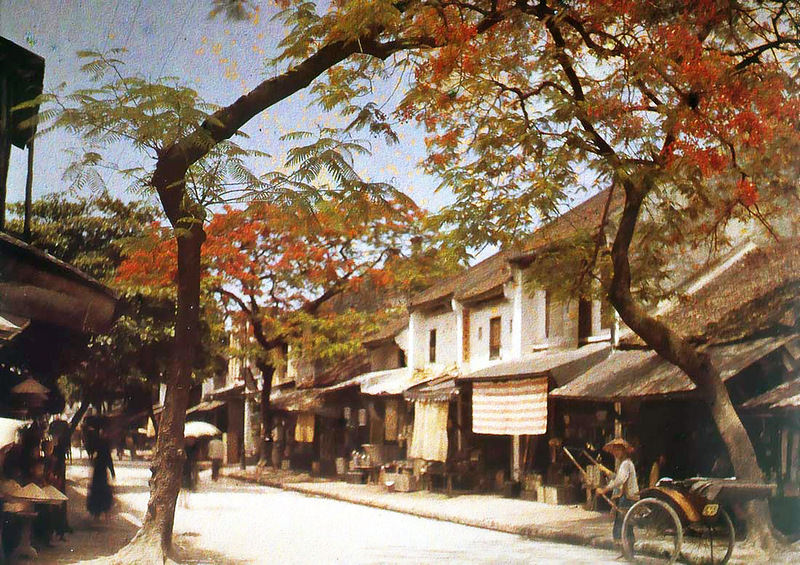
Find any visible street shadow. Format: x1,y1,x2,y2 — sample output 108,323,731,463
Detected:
111,483,152,495
34,484,249,564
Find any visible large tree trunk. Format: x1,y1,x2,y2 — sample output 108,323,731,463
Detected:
608,183,781,551
68,400,89,435
108,222,205,564
256,361,275,466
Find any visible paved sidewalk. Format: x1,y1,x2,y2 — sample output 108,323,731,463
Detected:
228,466,782,564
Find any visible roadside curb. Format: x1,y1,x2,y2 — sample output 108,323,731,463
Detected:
226,471,777,564
227,471,618,552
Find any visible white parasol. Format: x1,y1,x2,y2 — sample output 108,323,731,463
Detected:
184,421,221,439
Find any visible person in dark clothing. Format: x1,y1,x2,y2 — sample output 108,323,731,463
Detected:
47,438,71,538
182,440,199,491
86,431,115,519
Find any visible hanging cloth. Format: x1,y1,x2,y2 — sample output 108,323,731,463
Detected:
294,412,315,443
408,401,449,462
384,399,399,442
472,377,548,435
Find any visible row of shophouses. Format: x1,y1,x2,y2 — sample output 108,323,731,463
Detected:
179,190,800,535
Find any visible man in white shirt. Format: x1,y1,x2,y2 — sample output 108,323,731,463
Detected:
596,438,639,542
208,436,224,481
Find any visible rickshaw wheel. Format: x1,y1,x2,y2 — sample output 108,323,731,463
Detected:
622,497,683,564
680,508,734,565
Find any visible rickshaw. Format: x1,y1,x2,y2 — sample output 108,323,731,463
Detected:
621,478,775,564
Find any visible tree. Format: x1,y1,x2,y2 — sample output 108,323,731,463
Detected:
43,17,452,555
5,193,226,431
397,0,799,551
121,186,456,464
42,0,798,559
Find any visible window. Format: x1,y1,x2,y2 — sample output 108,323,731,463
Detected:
397,348,407,368
544,291,551,338
489,316,502,359
462,309,471,363
429,329,437,363
578,299,593,342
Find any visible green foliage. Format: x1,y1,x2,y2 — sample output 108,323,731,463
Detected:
6,194,226,405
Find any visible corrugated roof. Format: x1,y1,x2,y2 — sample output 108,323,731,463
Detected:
460,343,611,387
404,375,460,402
740,377,800,411
551,334,797,401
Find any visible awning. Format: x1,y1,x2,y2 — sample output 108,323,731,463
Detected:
360,368,415,395
404,376,460,402
270,387,323,412
741,377,800,412
472,376,548,435
552,334,798,401
0,312,29,343
359,366,455,396
187,400,226,414
0,233,119,334
460,343,611,386
207,382,247,400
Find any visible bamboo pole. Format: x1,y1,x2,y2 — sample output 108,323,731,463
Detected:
23,137,34,241
582,448,614,477
562,446,619,512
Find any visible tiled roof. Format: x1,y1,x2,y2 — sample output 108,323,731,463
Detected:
410,188,617,309
624,239,800,345
409,251,510,309
363,315,408,346
741,377,800,411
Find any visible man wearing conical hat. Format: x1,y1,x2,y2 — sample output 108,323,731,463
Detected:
596,438,639,543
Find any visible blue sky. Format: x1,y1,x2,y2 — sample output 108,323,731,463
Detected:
0,0,444,211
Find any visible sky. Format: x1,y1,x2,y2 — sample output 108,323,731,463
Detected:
0,0,444,212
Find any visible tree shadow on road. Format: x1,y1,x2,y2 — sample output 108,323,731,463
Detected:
36,484,248,564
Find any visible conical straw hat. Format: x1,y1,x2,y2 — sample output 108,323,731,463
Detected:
11,378,49,395
41,485,68,503
15,482,49,501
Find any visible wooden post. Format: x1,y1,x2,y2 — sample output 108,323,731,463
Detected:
0,75,12,231
512,434,521,481
23,137,34,241
456,392,463,452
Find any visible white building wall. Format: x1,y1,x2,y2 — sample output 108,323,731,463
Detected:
514,266,549,353
466,298,514,372
411,307,458,369
394,327,409,357
547,299,580,348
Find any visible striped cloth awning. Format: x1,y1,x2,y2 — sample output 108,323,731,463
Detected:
472,377,548,435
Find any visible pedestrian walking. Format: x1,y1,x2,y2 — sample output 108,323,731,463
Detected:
86,429,115,519
183,439,199,490
208,436,224,481
595,438,639,543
